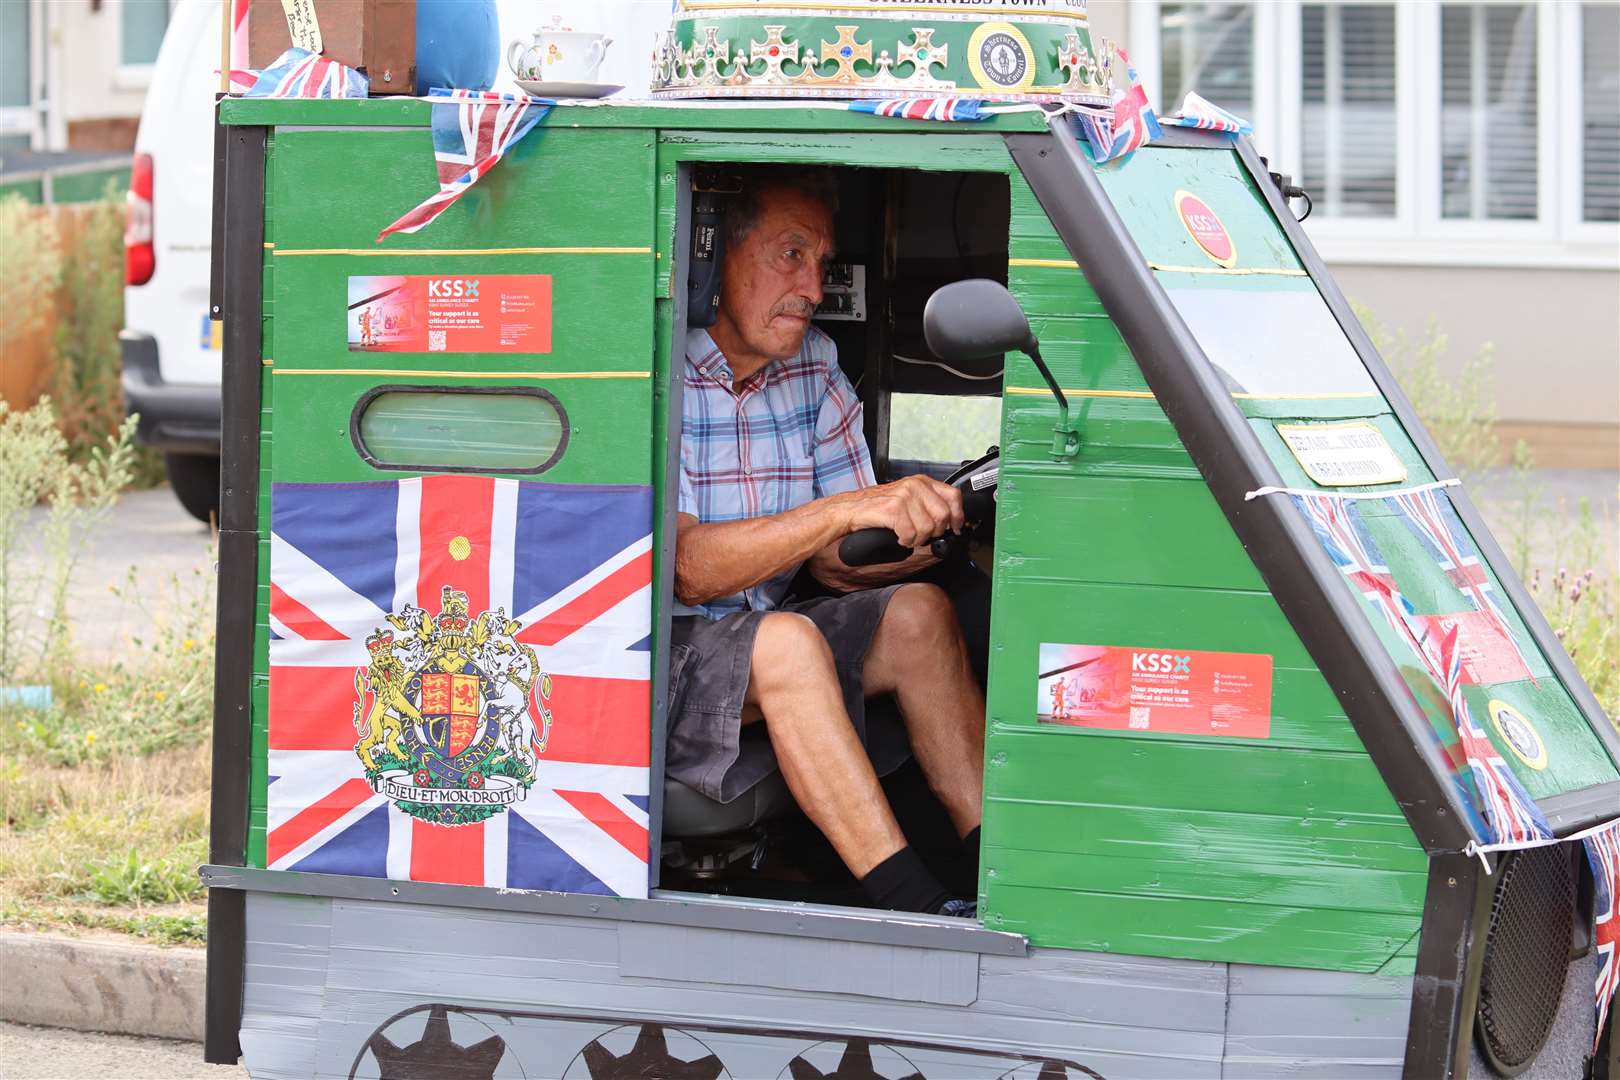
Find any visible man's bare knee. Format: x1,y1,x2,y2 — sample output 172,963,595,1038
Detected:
749,612,835,699
881,583,959,648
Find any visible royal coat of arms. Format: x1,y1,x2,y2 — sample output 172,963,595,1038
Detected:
355,585,553,826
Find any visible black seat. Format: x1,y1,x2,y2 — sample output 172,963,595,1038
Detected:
661,772,796,837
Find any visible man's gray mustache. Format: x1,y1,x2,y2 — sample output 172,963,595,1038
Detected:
771,301,816,318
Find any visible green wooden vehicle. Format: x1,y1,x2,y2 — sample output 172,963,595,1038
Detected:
203,4,1618,1078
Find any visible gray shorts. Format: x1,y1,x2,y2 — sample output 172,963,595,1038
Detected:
665,585,912,803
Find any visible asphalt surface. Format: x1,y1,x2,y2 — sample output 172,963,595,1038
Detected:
0,1022,243,1079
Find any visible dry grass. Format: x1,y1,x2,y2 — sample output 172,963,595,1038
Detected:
0,742,209,942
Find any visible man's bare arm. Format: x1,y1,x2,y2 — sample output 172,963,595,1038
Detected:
673,475,964,606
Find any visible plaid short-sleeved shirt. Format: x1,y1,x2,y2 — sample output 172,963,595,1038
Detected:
677,326,873,618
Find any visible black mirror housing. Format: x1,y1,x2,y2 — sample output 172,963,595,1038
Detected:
923,278,1036,367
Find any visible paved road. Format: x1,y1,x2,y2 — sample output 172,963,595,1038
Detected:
11,488,215,663
0,1023,243,1079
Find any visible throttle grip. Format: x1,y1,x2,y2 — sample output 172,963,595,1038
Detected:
838,528,913,566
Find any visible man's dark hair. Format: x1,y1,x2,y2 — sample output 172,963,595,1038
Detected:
721,167,840,250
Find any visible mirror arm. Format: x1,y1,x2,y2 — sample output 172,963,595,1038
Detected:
1023,342,1080,461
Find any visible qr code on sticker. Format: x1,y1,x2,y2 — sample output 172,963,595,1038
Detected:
428,329,447,352
1128,706,1150,730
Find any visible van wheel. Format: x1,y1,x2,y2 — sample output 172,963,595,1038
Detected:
164,453,220,525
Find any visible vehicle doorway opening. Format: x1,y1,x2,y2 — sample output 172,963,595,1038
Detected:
660,163,1012,915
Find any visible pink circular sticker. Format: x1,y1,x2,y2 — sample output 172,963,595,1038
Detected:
1174,191,1236,267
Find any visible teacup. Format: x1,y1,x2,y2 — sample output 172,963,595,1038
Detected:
508,22,614,85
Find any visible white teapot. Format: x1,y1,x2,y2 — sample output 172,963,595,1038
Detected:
507,15,613,85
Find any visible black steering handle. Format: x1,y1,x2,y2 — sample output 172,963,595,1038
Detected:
838,528,913,566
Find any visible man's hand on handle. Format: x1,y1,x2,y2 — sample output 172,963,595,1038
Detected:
836,475,964,550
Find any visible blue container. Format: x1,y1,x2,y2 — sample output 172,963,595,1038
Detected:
416,0,499,93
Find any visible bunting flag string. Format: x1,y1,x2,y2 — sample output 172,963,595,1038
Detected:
1074,45,1162,164
1586,822,1620,1052
848,97,990,122
1161,90,1253,136
377,90,552,242
1291,491,1552,847
242,48,368,100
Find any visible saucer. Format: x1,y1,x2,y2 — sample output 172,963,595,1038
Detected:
515,79,624,99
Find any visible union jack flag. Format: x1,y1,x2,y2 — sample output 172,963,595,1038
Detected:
1076,46,1162,164
1584,822,1620,1051
849,97,989,122
1391,487,1537,683
243,48,367,100
1161,91,1254,136
377,90,551,242
266,476,653,898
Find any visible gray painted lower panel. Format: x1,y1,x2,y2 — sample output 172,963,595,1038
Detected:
239,891,1415,1080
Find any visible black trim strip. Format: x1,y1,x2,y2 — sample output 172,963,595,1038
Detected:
205,122,267,1066
1005,127,1474,854
1404,851,1495,1078
1230,137,1620,813
346,383,571,476
648,168,697,889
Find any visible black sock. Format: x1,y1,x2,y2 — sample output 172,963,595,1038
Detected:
859,845,951,914
952,827,983,896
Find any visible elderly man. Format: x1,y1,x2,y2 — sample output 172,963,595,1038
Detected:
669,168,986,916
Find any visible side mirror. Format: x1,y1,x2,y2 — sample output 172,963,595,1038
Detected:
923,279,1080,461
923,278,1036,365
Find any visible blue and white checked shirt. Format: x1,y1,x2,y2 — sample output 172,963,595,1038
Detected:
677,326,874,618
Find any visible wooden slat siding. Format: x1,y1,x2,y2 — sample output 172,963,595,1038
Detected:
238,896,333,1079
619,924,980,1006
982,171,1427,970
242,892,1233,1079
1222,964,1411,1079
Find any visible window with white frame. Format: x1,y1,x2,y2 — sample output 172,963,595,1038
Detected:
1582,2,1620,223
1439,4,1538,221
1300,2,1398,220
1134,0,1619,261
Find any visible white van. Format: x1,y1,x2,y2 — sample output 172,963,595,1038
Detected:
120,0,223,523
120,0,671,522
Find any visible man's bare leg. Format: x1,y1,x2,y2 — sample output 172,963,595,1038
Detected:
863,583,985,838
744,611,905,877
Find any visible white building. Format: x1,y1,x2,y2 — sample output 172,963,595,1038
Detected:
1090,0,1619,467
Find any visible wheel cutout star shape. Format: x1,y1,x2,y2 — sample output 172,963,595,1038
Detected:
367,1004,506,1080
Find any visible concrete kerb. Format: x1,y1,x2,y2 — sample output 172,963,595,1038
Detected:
0,932,205,1042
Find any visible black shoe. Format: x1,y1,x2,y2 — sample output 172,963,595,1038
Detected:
935,897,977,918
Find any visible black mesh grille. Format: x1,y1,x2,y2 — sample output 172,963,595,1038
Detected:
1475,845,1577,1076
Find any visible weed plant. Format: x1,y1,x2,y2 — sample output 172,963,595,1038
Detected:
0,195,62,354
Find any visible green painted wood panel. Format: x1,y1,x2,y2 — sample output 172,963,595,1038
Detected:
983,166,1428,970
246,124,659,866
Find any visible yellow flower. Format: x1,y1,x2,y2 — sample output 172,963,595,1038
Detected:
181,639,196,652
153,691,167,703
84,732,98,745
13,721,25,732
78,681,88,689
93,683,107,694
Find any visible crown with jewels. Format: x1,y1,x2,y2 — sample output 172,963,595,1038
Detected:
650,24,1115,103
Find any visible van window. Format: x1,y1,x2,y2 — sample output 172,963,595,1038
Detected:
353,387,568,473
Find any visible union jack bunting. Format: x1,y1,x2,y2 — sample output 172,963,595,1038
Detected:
1161,91,1253,136
243,48,367,100
848,97,989,122
1584,822,1620,1051
377,90,552,242
1076,46,1162,163
1391,486,1537,682
1423,622,1551,845
1291,492,1551,846
267,476,653,897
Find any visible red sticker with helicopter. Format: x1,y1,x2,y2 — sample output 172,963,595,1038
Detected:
1173,190,1237,268
1037,643,1272,739
347,274,553,354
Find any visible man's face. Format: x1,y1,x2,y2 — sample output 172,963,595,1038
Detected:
715,186,834,365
